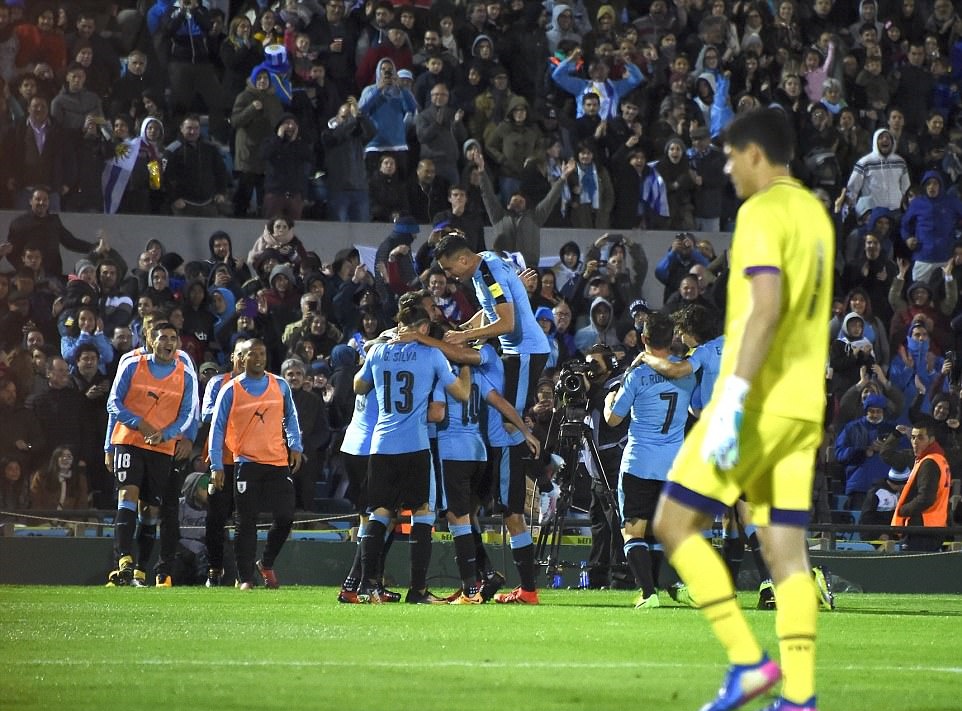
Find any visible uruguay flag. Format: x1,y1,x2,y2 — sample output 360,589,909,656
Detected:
102,138,140,214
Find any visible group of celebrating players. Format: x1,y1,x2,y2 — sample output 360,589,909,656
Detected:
103,108,828,711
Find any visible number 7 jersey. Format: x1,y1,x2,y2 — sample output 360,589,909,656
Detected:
720,176,835,424
358,340,457,455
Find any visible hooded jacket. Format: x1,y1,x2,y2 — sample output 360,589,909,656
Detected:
846,129,911,211
230,68,284,173
484,96,542,179
574,296,619,352
900,171,962,264
546,4,582,54
358,58,418,152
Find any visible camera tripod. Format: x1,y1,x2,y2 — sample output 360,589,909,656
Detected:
534,409,620,585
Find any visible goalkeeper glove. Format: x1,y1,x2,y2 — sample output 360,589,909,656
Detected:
701,376,749,470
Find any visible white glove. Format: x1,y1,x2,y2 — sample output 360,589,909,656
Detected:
701,376,749,470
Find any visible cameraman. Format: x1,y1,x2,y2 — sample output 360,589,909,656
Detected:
579,344,631,589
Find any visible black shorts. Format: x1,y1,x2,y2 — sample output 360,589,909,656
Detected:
502,353,549,414
112,444,173,507
367,450,431,512
343,453,369,511
488,442,531,516
619,475,665,522
440,459,486,517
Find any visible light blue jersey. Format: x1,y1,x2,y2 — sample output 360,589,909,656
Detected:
340,390,378,456
476,343,525,448
437,366,489,462
471,252,550,356
688,335,724,412
610,359,695,480
359,341,457,454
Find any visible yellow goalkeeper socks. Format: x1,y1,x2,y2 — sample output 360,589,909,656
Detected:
775,571,818,703
670,534,762,665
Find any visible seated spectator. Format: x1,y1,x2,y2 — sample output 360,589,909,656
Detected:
0,456,29,511
246,216,308,274
60,306,113,373
29,446,88,510
860,466,910,528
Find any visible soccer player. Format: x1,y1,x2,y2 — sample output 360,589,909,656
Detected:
353,305,471,604
652,108,834,711
435,233,550,603
106,321,197,587
418,338,541,603
209,339,303,590
200,340,248,587
604,312,695,608
106,309,200,587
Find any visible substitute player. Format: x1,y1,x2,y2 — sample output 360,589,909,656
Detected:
605,312,695,609
106,321,197,586
209,338,303,590
200,339,248,587
652,108,834,711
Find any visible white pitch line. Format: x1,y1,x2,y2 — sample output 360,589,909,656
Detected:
8,659,962,675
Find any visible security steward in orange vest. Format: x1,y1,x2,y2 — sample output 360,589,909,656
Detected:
200,339,249,587
106,322,197,586
892,417,951,552
209,338,303,590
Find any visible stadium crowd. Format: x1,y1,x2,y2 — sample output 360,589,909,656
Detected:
1,0,961,583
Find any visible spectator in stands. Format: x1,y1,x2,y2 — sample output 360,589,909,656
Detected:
687,125,726,232
830,288,891,370
900,171,962,283
3,189,104,276
0,455,28,510
359,57,417,177
164,114,230,217
320,97,374,222
368,153,409,222
247,216,308,274
49,63,101,131
565,141,613,230
654,231,708,303
836,393,900,511
402,160,447,226
830,311,879,405
860,465,910,528
476,151,573,269
161,0,228,144
485,95,544,203
0,377,42,476
14,5,66,75
845,128,911,214
889,319,947,421
60,307,113,373
29,445,88,511
888,259,957,355
231,66,284,218
261,113,313,220
841,231,899,327
574,295,618,352
2,95,72,211
655,136,696,230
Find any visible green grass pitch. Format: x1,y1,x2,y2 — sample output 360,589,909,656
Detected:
1,587,960,711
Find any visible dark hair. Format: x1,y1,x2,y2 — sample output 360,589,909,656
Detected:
398,288,433,311
723,107,795,164
73,341,100,362
434,234,472,260
397,305,431,326
672,304,721,343
911,413,938,435
643,311,675,349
